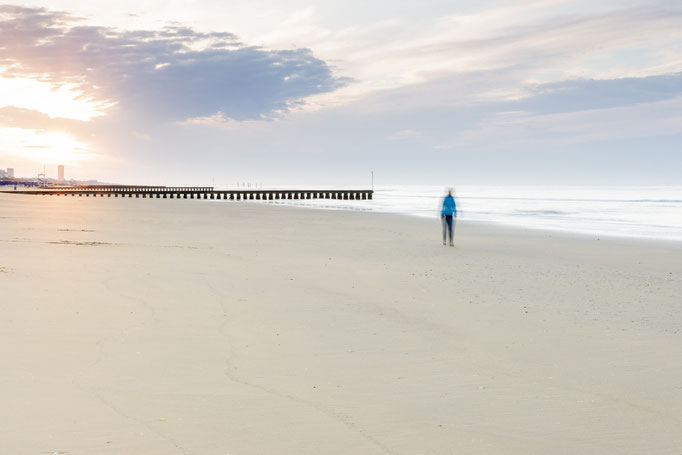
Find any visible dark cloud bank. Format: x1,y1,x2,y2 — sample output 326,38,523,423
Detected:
0,4,345,122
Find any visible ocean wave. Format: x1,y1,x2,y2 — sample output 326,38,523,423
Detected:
244,185,682,241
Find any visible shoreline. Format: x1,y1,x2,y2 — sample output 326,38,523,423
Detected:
193,196,682,246
3,186,682,243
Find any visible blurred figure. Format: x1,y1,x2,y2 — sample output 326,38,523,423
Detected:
441,189,457,246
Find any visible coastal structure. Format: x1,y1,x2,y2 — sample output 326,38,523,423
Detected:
0,168,14,178
5,185,373,200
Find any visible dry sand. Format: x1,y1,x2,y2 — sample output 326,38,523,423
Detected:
1,193,681,455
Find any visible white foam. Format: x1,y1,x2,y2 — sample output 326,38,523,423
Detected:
215,185,682,241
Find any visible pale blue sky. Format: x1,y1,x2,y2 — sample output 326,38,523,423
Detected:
0,0,680,185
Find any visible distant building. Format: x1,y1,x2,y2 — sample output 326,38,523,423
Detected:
0,169,5,178
6,168,14,178
58,165,65,181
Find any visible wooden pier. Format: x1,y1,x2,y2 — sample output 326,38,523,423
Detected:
4,185,373,201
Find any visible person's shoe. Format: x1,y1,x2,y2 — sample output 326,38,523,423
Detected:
443,241,446,245
449,243,454,246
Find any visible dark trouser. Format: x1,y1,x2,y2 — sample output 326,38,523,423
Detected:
442,215,454,243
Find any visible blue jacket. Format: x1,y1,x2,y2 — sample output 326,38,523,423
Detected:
441,195,457,216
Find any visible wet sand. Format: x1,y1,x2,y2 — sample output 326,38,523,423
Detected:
1,193,681,454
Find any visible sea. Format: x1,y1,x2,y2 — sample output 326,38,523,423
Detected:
217,185,682,242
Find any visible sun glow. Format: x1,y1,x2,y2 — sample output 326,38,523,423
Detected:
0,127,94,165
0,76,110,121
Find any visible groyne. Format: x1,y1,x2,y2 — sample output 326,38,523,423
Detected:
3,185,373,201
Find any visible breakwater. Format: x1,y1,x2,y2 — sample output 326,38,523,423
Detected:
6,185,373,200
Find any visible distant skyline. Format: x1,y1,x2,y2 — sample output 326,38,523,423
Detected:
1,1,681,185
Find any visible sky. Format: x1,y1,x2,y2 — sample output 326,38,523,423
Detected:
0,0,681,186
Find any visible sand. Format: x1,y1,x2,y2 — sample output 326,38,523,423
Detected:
1,193,681,455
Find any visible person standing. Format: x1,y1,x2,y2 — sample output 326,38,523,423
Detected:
441,189,457,246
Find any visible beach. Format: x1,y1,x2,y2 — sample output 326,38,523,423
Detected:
1,193,681,455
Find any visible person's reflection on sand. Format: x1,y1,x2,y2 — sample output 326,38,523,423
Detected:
441,188,457,246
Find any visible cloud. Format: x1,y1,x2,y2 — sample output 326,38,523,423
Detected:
517,72,682,114
179,111,275,130
387,129,424,141
432,95,682,151
359,71,682,152
0,105,83,131
0,5,344,122
301,1,682,108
